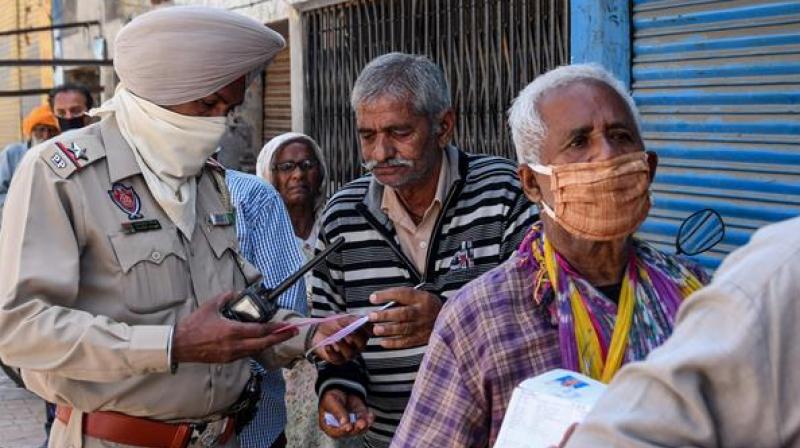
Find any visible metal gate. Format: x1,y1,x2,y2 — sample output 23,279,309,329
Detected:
303,0,569,192
632,0,800,268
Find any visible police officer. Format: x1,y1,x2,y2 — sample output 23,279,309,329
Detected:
0,6,364,447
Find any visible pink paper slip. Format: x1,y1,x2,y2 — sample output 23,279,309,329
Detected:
272,314,352,334
305,301,395,354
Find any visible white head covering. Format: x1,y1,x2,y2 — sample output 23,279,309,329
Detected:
91,6,285,238
114,5,285,105
257,132,328,213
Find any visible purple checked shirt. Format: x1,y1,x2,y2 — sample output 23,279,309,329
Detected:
391,251,561,448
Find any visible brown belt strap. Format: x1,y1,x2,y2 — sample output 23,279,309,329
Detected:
170,424,193,448
56,406,194,448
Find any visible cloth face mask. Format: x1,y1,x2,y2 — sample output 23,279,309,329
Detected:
529,152,652,241
91,86,227,237
57,115,86,131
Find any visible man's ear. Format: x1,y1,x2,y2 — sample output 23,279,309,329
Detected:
435,108,456,148
645,150,658,182
518,164,543,203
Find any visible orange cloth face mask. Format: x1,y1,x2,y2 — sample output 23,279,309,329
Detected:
529,152,652,241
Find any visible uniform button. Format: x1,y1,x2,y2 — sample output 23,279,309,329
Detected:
151,251,162,261
419,241,428,249
215,365,222,373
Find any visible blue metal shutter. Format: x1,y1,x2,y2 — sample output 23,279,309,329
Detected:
631,0,800,269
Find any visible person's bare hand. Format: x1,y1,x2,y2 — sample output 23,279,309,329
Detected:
368,287,442,349
318,388,374,438
312,315,369,364
172,292,298,364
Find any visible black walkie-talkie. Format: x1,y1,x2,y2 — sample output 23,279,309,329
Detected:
221,236,345,323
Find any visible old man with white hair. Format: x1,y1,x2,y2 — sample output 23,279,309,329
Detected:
0,6,364,448
391,64,711,448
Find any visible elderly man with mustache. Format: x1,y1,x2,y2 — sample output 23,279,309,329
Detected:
309,52,539,448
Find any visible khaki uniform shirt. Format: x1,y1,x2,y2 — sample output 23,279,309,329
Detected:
568,216,800,447
381,152,451,274
0,117,307,444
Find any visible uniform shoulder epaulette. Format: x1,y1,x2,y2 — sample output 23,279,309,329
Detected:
39,135,107,179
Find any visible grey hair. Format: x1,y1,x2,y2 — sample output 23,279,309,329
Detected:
351,52,451,120
508,63,642,165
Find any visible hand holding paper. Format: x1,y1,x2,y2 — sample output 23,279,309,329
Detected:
319,388,374,438
368,285,442,349
306,301,394,355
309,313,372,364
323,412,357,428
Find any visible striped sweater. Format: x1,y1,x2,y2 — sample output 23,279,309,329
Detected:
310,146,538,447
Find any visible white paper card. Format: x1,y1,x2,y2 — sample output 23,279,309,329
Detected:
323,412,358,428
493,369,606,448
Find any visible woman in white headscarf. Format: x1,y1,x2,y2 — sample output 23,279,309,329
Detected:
257,132,328,258
258,132,354,448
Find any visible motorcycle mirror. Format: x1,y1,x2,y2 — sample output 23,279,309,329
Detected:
675,209,725,256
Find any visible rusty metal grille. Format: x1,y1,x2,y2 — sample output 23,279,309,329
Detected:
303,0,569,192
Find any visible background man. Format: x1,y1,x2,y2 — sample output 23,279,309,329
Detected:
0,103,60,210
0,83,92,213
311,52,538,447
0,7,362,447
49,83,94,131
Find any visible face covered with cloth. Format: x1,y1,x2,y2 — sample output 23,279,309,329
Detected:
90,5,284,238
512,64,710,382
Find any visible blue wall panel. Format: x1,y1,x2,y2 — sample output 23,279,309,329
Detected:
632,0,800,269
571,0,630,87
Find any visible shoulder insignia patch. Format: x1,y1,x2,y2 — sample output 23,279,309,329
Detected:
54,141,85,171
50,152,68,170
108,183,143,220
39,135,105,179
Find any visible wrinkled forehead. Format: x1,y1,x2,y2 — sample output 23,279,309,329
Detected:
356,94,415,115
538,80,638,131
355,95,423,128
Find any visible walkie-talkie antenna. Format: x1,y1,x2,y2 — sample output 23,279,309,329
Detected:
265,236,345,302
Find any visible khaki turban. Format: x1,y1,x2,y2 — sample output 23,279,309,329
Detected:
113,5,285,105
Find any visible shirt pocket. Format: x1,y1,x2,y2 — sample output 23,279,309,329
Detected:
201,224,259,289
108,229,190,314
